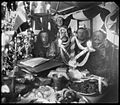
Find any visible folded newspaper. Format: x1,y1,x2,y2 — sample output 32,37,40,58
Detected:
20,57,50,68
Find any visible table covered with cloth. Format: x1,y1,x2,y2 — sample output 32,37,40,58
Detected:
17,58,64,74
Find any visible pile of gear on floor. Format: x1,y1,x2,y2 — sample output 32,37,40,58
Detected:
1,66,108,103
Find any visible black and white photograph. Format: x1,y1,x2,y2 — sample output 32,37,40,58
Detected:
1,1,119,103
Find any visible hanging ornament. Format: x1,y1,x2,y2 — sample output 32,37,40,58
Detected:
1,2,7,7
46,3,51,13
32,1,47,14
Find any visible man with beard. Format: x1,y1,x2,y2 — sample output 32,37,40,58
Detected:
33,30,54,58
49,26,71,64
88,30,119,103
55,16,72,39
86,30,118,84
67,27,95,80
68,27,95,69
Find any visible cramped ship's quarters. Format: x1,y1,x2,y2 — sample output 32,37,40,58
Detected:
1,1,119,103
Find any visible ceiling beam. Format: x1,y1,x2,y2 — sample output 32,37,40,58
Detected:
55,2,60,12
58,2,102,15
57,6,75,14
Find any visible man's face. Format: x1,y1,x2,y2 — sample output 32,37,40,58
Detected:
40,32,48,44
77,29,87,41
61,36,68,42
59,27,67,38
92,31,105,48
56,17,63,27
59,27,68,42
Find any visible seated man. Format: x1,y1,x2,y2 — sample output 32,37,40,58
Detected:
56,17,64,29
54,16,72,40
86,30,118,84
33,30,54,58
69,27,95,69
33,27,71,61
67,27,95,80
49,26,71,64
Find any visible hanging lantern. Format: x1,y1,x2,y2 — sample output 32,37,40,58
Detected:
46,3,51,13
46,3,51,10
31,1,47,14
1,2,7,7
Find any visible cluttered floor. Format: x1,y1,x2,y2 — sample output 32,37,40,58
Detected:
1,57,118,103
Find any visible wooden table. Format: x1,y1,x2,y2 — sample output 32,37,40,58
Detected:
17,58,64,74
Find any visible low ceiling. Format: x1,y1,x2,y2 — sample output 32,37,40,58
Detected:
1,1,102,15
49,1,102,15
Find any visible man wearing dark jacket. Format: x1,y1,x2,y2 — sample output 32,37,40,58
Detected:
86,30,118,84
33,30,55,58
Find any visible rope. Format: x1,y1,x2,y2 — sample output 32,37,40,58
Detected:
70,36,76,59
58,38,70,65
57,27,95,68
